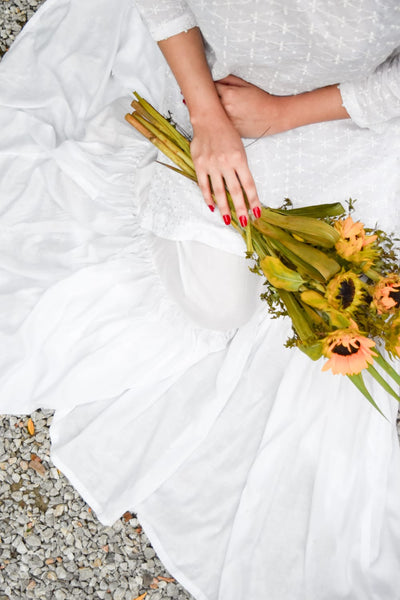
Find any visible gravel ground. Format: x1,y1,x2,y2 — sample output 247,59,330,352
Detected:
0,2,194,599
0,411,194,600
1,2,400,600
0,0,43,57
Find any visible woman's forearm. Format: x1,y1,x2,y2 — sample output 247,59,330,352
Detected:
284,84,350,131
215,76,350,138
158,28,226,123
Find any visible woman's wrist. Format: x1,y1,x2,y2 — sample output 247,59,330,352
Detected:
283,84,350,132
189,97,229,129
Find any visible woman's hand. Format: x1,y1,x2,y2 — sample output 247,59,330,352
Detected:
158,30,261,225
215,75,290,138
215,74,350,139
190,106,261,225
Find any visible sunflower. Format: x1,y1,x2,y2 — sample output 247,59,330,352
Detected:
372,274,400,314
325,271,365,313
334,216,378,269
321,326,376,375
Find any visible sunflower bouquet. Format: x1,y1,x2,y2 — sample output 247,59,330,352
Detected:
125,93,400,417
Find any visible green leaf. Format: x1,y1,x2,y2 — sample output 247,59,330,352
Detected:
282,238,341,281
347,373,388,420
270,239,326,282
279,290,315,342
260,209,340,248
367,364,400,403
156,161,197,182
260,256,305,291
273,202,346,218
300,290,329,310
373,350,400,388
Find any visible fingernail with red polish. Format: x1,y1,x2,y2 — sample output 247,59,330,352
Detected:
239,215,248,228
208,204,215,212
182,99,186,105
253,206,261,219
223,214,231,225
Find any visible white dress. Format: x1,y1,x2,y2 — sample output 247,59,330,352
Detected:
0,1,400,599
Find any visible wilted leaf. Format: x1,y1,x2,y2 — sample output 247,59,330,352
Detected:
27,419,35,436
29,460,46,477
133,594,147,600
123,511,133,522
260,256,305,291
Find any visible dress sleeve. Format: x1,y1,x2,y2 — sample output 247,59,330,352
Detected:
339,47,400,129
135,0,198,42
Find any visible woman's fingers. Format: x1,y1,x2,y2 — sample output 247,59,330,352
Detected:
197,163,261,226
196,170,213,207
235,164,261,218
222,170,249,225
206,171,231,221
190,112,261,225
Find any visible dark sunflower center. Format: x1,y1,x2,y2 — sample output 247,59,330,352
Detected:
332,340,361,356
336,278,355,309
389,287,400,308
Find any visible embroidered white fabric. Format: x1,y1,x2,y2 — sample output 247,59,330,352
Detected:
135,0,400,251
135,0,400,121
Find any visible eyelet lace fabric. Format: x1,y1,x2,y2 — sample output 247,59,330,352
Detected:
135,0,400,122
135,0,400,252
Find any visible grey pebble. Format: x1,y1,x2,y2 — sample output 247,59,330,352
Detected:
112,588,126,600
55,566,68,579
144,546,156,559
167,583,180,598
41,527,54,541
78,566,93,580
53,503,65,517
25,534,42,547
47,570,58,581
15,539,28,554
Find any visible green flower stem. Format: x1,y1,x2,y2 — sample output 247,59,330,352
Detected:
278,290,315,342
132,113,195,173
156,161,198,182
125,113,195,177
364,268,381,282
133,92,191,154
